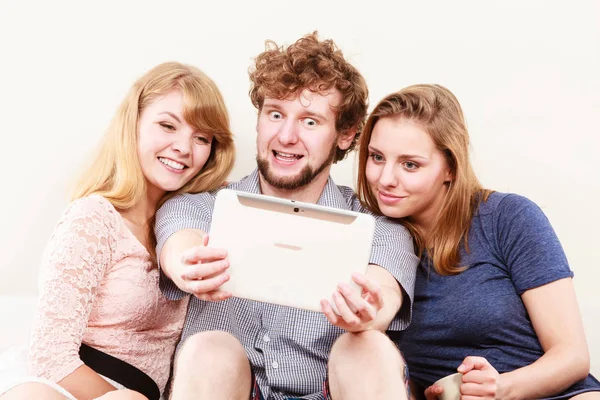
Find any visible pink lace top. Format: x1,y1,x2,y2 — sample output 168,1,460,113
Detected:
28,195,188,394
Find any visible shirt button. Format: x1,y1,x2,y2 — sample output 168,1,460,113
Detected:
263,335,270,342
272,361,279,369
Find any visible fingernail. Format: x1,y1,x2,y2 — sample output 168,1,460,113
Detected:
458,364,466,372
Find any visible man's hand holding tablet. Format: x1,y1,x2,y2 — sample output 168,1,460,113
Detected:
177,234,232,302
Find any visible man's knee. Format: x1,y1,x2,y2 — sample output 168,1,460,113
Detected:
330,330,404,369
180,331,242,356
329,330,405,375
171,331,252,399
328,331,409,399
176,331,248,371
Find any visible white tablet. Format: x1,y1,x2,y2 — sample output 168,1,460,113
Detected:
208,189,375,312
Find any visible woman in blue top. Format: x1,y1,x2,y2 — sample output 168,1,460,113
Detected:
356,84,600,399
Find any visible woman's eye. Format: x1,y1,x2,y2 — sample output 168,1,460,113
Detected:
302,118,317,127
194,135,210,144
269,111,283,120
369,152,384,163
159,122,175,131
403,161,419,171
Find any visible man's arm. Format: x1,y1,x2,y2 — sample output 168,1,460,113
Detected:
159,229,232,302
160,228,204,283
350,194,418,329
324,188,419,332
365,264,403,331
155,193,231,301
321,263,403,333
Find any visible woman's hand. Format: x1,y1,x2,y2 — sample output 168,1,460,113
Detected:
457,356,504,399
424,383,443,399
423,357,504,400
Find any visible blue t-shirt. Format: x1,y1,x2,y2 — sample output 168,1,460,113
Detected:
395,192,599,399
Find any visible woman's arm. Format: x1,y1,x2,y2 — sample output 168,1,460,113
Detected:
426,280,591,400
498,277,590,399
428,195,592,399
493,196,591,398
491,196,590,398
29,197,120,399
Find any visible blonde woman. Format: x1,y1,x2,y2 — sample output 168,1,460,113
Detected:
357,84,600,399
0,62,235,400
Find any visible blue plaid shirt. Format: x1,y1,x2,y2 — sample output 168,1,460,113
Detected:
155,169,418,399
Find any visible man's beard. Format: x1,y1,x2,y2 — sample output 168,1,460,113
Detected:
256,144,337,191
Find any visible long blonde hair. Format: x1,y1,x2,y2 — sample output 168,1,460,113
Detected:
357,84,491,275
72,62,235,210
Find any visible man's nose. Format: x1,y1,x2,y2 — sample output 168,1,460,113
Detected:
277,120,299,145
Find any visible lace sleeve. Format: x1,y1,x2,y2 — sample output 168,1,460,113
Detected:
28,196,117,382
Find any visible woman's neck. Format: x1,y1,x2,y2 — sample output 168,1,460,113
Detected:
410,185,450,247
409,208,438,247
120,188,162,228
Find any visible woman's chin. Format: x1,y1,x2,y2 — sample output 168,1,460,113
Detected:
151,179,187,194
378,203,407,219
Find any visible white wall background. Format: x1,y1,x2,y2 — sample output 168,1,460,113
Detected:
0,0,598,375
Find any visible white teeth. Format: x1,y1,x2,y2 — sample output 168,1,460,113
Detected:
275,151,301,161
278,151,297,157
158,157,185,170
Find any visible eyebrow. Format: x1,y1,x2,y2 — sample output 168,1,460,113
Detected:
304,111,329,121
158,111,209,137
262,101,330,121
367,145,428,161
159,111,182,123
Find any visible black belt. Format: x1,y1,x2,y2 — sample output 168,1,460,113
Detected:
79,343,160,400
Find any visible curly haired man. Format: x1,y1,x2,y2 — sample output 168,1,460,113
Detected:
156,32,418,400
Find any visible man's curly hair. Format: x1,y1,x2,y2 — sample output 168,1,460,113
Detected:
249,32,369,163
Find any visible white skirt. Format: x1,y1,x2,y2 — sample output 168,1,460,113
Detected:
0,345,126,399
